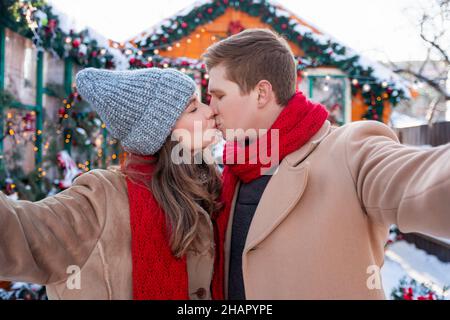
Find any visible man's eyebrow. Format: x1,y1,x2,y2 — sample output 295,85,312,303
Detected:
209,89,224,94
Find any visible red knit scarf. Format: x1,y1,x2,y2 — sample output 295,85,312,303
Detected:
125,159,189,300
124,92,328,300
210,91,329,299
125,156,230,300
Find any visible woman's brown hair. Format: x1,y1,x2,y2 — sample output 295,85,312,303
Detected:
120,138,223,258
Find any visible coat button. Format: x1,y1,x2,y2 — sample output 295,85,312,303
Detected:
195,287,207,299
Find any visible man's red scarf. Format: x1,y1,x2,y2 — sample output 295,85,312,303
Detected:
211,92,329,299
125,92,328,300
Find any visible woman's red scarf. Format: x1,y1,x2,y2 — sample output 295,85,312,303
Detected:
124,156,189,299
124,92,328,300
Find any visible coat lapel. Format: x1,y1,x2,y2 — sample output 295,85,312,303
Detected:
223,120,332,298
243,161,309,253
243,120,331,252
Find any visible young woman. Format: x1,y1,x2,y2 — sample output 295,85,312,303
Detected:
0,67,226,300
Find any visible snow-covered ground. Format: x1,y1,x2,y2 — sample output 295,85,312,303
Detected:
381,240,450,299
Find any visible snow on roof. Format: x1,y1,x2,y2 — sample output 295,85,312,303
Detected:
128,0,214,44
126,0,411,96
49,1,129,70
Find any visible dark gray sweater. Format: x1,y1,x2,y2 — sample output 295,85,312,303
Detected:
227,175,272,300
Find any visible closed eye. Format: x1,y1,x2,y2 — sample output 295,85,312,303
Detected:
187,98,198,112
209,90,225,100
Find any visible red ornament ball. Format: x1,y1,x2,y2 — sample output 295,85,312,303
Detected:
72,39,80,48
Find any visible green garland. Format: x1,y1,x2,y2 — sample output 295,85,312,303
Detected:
0,85,120,200
125,0,408,120
0,0,116,69
391,276,448,300
0,0,121,199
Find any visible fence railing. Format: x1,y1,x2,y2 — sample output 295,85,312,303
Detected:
394,121,450,262
394,121,450,147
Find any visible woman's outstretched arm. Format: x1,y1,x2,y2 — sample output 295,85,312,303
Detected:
0,170,110,285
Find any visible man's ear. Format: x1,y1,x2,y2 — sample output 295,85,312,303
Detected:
256,80,273,109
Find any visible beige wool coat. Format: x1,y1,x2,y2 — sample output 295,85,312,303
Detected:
0,120,449,299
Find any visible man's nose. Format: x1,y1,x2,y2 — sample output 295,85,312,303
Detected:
209,103,219,116
204,104,215,119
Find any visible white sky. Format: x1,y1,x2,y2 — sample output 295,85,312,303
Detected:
48,0,433,62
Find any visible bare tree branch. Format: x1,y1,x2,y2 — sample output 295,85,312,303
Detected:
393,68,450,101
419,33,450,64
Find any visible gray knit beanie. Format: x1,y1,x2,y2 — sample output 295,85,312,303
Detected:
75,67,196,155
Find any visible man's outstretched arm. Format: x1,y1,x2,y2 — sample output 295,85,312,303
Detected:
345,121,450,238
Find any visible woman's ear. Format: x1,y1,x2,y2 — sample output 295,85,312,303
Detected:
256,80,273,109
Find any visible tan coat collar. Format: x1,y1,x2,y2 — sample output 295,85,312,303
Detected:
224,120,332,298
245,120,332,251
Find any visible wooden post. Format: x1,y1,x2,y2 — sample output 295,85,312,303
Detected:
35,50,44,167
0,26,5,90
102,128,107,168
0,26,6,171
64,58,72,155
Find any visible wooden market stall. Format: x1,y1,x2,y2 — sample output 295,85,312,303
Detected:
122,0,411,126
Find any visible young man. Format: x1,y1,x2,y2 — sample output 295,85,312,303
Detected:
203,28,450,299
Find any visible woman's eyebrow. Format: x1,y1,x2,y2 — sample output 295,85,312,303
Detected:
186,97,197,110
188,96,197,105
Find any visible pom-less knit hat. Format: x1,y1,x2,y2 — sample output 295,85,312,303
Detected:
75,67,196,155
